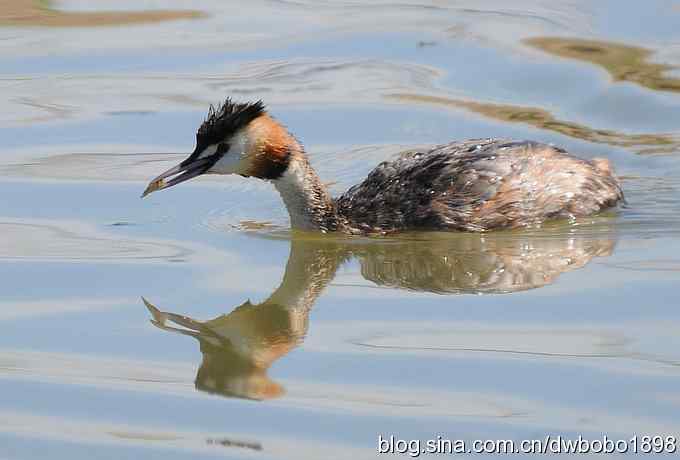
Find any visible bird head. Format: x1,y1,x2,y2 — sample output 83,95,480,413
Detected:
142,99,294,197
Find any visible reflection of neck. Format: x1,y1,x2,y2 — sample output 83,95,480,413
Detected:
264,240,345,313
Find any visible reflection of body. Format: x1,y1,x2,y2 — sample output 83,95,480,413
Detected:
357,232,615,294
145,229,615,400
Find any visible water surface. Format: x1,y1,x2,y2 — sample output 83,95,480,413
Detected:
2,1,680,459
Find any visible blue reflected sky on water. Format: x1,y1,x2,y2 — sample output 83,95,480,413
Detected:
2,1,680,459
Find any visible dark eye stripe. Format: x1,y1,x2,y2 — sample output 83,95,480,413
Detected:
216,143,230,155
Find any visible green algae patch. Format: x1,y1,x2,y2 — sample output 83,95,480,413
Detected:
525,37,680,94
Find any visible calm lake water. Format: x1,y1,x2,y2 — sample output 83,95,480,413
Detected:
2,1,680,458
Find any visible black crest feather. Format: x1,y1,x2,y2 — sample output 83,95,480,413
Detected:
194,99,266,153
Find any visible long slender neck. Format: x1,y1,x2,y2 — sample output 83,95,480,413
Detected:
272,153,340,232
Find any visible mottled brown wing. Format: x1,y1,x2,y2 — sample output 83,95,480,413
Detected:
433,142,624,230
335,139,623,232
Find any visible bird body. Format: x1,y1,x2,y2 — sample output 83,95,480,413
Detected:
143,100,624,234
334,139,622,233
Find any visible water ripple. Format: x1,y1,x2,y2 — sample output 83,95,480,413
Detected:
0,218,218,264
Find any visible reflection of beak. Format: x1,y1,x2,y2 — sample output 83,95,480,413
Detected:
142,153,220,198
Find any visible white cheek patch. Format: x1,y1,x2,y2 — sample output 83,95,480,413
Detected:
231,130,249,156
199,144,218,158
207,130,251,175
211,152,248,175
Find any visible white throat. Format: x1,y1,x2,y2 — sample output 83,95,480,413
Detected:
273,159,317,230
272,156,336,232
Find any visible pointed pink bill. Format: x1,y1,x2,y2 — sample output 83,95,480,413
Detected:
141,154,220,198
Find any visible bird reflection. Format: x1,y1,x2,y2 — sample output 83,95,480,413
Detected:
144,240,346,400
144,227,616,400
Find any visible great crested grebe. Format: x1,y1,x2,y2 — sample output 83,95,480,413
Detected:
142,99,624,233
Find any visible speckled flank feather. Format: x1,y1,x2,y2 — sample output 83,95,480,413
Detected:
334,139,624,233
